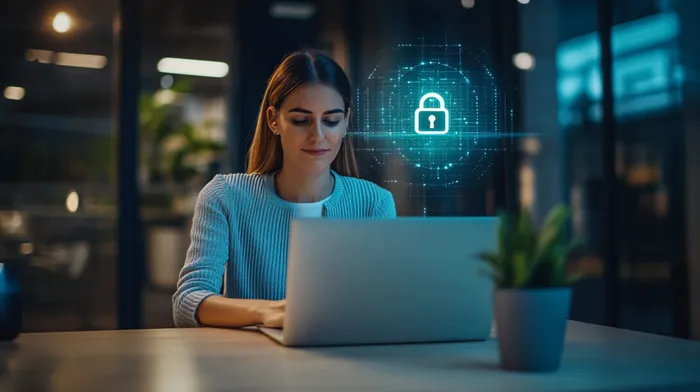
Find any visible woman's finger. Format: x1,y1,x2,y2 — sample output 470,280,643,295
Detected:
266,313,284,328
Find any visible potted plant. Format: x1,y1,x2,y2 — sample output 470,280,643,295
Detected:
479,205,583,372
139,82,225,289
139,81,225,190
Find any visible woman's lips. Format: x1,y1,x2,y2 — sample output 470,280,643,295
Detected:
302,149,330,156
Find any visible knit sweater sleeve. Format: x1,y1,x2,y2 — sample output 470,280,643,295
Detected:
372,188,397,218
172,175,230,327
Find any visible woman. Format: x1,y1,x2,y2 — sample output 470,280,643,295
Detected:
172,50,396,328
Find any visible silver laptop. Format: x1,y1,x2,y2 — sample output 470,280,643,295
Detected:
258,217,498,347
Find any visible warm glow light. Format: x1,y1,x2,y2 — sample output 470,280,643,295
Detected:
19,243,34,255
53,12,71,33
157,57,229,78
461,0,475,8
25,49,107,69
0,211,24,234
4,86,25,101
519,164,535,210
154,89,176,105
55,52,108,69
521,137,541,155
26,49,54,63
66,191,79,213
513,52,536,70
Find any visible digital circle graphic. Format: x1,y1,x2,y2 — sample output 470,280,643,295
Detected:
352,44,509,188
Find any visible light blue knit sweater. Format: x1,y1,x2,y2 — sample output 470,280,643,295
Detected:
172,170,397,327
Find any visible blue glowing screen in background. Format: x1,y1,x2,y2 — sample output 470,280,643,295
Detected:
556,12,684,127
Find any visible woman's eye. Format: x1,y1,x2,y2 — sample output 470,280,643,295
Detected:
323,120,340,127
291,119,309,125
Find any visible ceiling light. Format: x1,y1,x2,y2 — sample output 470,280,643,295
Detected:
25,49,108,69
270,2,316,19
53,12,71,33
461,0,475,8
26,49,54,63
157,57,229,78
66,191,79,213
4,86,25,101
513,52,536,70
55,52,108,69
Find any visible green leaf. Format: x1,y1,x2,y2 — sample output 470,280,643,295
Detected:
536,205,570,261
497,211,513,253
170,79,192,94
178,123,196,141
497,211,515,281
480,206,585,289
478,251,501,271
202,119,222,130
516,210,537,267
512,252,529,287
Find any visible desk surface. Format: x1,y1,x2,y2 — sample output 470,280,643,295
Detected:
1,321,699,392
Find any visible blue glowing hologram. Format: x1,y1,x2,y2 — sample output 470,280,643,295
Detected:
414,92,449,135
353,43,511,191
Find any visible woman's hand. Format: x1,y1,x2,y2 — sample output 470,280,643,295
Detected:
256,300,285,328
196,297,285,329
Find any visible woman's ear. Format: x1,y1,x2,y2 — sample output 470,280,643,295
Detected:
266,106,279,134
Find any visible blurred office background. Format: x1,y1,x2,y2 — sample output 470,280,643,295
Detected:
0,0,699,340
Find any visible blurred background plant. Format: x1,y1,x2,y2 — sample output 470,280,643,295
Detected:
139,80,225,187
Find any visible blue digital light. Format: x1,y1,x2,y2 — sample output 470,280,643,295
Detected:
352,43,509,191
556,12,684,126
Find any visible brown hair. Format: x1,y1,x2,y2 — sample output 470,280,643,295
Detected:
246,50,359,177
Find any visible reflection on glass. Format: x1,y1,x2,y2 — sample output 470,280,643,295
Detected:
0,1,119,332
553,3,686,336
138,2,232,328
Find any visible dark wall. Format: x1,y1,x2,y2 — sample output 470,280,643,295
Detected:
231,0,321,173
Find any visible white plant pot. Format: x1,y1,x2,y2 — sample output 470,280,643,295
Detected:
147,226,188,289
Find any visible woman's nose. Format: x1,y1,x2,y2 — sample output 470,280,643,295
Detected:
310,119,325,140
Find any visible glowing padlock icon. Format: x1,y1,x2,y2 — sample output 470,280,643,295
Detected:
414,92,449,135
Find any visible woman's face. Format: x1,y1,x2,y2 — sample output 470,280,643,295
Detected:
267,83,348,175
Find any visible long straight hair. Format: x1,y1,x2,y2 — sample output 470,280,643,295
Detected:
246,50,359,177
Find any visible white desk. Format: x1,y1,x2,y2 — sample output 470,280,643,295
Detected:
1,321,699,391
